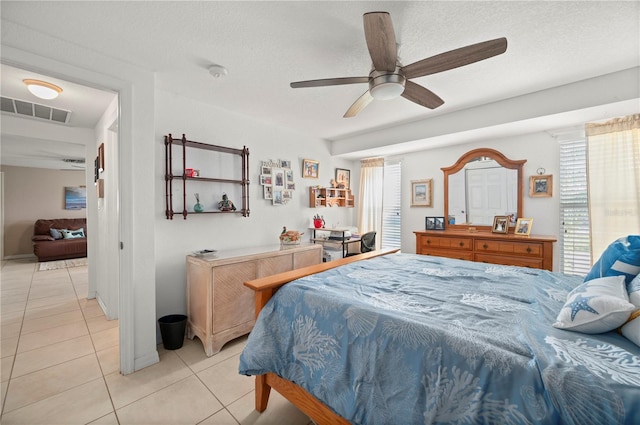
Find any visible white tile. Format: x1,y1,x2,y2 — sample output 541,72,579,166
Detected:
199,408,241,425
1,336,18,359
24,300,80,320
3,354,102,413
105,350,192,409
96,345,120,375
176,335,247,373
116,375,222,424
87,412,119,424
17,320,89,353
20,309,85,335
198,354,253,406
1,378,113,424
227,390,311,425
1,355,14,382
11,335,95,377
86,315,119,334
90,325,119,352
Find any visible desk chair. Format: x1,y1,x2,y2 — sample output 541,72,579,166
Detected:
346,231,376,257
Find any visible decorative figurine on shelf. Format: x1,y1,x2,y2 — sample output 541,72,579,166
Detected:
313,214,325,229
279,226,303,245
218,193,236,211
193,193,204,213
330,179,338,188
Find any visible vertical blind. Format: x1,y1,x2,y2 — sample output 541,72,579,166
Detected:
559,138,592,276
381,160,402,250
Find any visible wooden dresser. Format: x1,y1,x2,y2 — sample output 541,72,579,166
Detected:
186,243,323,356
414,230,556,271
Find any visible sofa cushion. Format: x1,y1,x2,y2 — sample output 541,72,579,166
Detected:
50,228,64,240
33,235,55,242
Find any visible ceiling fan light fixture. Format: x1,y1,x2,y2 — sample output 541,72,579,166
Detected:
23,79,62,100
369,73,405,100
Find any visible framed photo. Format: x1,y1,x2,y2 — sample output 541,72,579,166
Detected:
529,174,552,198
335,168,350,189
65,186,86,210
515,218,534,236
434,217,445,230
98,143,105,173
492,215,509,234
272,168,285,188
411,179,433,207
426,217,435,230
261,165,272,175
302,159,319,178
263,185,273,200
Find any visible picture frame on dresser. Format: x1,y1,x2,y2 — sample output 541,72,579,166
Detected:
434,217,445,230
426,217,436,230
492,216,509,234
515,218,534,236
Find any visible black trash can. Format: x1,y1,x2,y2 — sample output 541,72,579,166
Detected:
158,314,187,350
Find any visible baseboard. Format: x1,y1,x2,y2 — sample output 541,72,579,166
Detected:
134,350,160,372
3,254,37,260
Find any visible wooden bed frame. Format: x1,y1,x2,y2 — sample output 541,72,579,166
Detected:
243,248,400,425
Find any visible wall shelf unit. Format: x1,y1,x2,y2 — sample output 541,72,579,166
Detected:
165,133,250,219
309,187,354,208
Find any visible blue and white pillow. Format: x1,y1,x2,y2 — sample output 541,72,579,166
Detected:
584,235,640,284
50,228,65,240
61,228,85,239
553,275,635,334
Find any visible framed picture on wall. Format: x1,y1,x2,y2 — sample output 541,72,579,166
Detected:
65,186,86,210
529,175,552,197
411,179,433,207
302,159,319,178
335,168,350,189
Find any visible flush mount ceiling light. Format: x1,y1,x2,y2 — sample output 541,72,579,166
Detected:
23,79,63,100
208,65,228,79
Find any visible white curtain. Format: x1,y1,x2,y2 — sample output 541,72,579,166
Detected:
358,157,384,249
586,114,640,261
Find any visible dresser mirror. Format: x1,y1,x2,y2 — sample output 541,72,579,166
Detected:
442,148,526,229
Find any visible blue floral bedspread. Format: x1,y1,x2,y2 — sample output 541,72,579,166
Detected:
239,253,640,424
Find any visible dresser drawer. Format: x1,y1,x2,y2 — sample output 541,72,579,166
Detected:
420,235,472,251
475,240,542,257
423,249,474,262
475,253,543,269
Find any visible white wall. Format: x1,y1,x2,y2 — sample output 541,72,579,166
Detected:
89,96,119,319
401,132,560,269
154,89,358,323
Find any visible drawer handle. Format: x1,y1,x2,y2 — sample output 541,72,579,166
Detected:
426,240,431,244
526,247,532,253
483,243,488,249
459,242,464,247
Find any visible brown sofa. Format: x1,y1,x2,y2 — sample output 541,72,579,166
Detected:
32,218,87,262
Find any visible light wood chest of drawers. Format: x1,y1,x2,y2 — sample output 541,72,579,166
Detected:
186,243,323,356
414,230,556,271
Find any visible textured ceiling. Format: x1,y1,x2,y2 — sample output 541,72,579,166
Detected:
1,1,639,167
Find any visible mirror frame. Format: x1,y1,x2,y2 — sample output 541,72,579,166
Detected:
442,148,527,231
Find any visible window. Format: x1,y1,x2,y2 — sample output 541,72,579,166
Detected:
382,160,401,249
559,138,591,275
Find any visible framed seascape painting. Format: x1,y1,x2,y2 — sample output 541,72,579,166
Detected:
411,179,433,207
65,186,86,210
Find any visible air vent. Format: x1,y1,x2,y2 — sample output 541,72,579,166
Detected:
1,96,71,124
62,158,86,164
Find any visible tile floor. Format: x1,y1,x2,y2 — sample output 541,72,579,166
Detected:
1,258,312,424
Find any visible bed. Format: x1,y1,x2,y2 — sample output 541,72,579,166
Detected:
239,249,640,425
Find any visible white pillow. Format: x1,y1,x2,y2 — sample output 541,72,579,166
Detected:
553,275,635,334
627,273,640,308
621,312,640,347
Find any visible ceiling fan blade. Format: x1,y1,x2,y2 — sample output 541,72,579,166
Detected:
401,80,444,109
401,37,507,79
343,90,374,118
363,12,397,72
290,77,369,88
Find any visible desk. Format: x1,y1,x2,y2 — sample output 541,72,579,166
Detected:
309,227,361,258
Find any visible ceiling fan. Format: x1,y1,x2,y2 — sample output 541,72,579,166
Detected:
290,12,507,118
